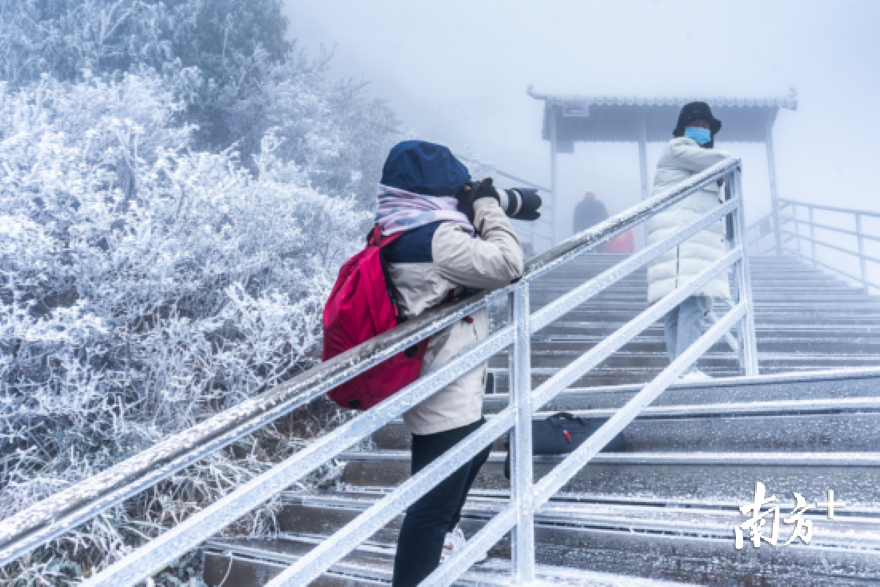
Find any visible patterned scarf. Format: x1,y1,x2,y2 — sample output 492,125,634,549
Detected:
374,185,475,237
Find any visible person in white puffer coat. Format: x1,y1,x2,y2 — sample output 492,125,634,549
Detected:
646,102,734,381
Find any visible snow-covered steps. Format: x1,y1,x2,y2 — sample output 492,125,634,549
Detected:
199,254,880,585
203,490,880,585
511,335,880,355
485,368,880,412
487,350,880,369
489,355,880,390
274,491,880,550
370,372,880,454
337,451,880,507
371,408,880,453
201,535,687,586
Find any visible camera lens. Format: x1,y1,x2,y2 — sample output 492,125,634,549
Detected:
499,188,542,221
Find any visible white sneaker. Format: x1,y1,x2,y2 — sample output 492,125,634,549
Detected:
679,369,713,382
441,525,487,563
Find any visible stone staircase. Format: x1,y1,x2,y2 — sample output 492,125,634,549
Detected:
202,255,880,586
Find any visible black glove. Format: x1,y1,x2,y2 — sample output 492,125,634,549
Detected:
455,177,498,223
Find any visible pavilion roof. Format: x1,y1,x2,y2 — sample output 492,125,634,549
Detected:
529,86,798,144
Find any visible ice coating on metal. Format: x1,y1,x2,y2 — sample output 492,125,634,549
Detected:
332,449,880,468
530,198,739,334
0,155,736,562
527,86,799,111
83,328,514,586
532,302,748,507
531,249,742,411
511,286,536,582
730,171,760,376
534,396,880,419
0,155,753,582
264,409,517,586
427,293,750,587
0,282,508,565
585,452,880,467
707,310,741,352
523,158,740,282
775,198,880,292
422,502,519,587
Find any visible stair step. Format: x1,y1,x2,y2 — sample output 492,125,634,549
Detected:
539,304,880,315
338,451,880,508
203,254,880,586
486,338,880,357
371,399,880,452
485,368,880,412
489,364,880,393
281,491,880,552
537,324,880,337
201,536,684,586
537,312,880,326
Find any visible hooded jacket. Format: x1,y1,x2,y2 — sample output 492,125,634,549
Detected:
646,137,733,304
378,141,523,435
384,199,523,435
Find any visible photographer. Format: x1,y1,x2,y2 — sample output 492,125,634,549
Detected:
377,141,524,586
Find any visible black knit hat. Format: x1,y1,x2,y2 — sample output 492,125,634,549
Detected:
673,102,722,137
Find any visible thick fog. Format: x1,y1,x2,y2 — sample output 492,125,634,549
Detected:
287,0,880,243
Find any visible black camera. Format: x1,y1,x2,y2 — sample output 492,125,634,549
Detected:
458,179,542,222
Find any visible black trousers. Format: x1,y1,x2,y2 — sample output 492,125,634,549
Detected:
391,418,492,587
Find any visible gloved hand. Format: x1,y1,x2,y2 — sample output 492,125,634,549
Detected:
455,177,498,223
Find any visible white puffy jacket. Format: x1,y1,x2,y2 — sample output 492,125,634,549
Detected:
646,137,733,304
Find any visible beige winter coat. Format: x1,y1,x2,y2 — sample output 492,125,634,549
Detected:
383,198,523,435
646,138,734,304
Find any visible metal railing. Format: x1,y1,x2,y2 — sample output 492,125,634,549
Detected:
745,210,776,254
749,199,880,293
0,158,757,586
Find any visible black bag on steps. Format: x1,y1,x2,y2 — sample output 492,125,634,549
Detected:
503,412,626,479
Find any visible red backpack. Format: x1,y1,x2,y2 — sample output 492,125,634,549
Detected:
322,226,430,410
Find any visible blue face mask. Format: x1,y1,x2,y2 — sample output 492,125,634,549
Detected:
685,127,712,145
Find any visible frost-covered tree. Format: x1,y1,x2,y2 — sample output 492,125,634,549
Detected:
0,0,289,89
0,71,369,584
0,0,402,196
0,1,405,581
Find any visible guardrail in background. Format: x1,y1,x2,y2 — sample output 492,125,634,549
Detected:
748,199,880,293
0,158,755,586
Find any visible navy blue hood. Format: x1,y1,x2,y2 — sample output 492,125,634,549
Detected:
380,141,470,196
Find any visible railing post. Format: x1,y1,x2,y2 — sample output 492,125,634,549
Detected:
549,105,559,248
731,168,760,376
857,214,869,294
510,285,535,583
808,206,817,267
724,181,746,369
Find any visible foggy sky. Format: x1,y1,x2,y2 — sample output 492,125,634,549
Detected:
285,0,879,241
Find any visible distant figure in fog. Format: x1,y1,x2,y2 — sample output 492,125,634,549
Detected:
573,189,609,251
646,102,733,382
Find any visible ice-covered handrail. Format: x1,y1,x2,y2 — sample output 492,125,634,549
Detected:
0,157,745,580
771,198,880,294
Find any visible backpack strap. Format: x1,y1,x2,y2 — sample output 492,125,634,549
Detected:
371,227,407,324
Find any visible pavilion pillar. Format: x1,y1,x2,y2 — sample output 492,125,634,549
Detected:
637,110,650,249
638,110,649,201
549,105,558,247
764,113,783,255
